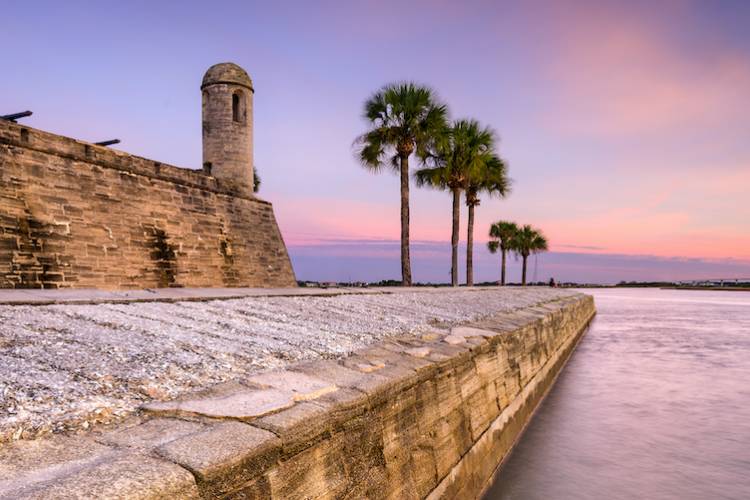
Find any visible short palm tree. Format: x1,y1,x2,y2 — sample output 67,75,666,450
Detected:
356,83,448,286
513,224,549,286
465,155,510,286
415,120,502,286
487,220,518,286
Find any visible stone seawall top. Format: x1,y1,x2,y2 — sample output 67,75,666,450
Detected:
0,287,577,444
0,287,595,499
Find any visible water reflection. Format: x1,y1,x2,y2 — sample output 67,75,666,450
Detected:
484,288,750,500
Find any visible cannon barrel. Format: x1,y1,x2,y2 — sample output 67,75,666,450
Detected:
94,139,120,147
1,111,33,122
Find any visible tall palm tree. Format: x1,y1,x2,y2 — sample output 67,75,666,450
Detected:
512,224,549,286
356,83,448,286
415,120,500,286
465,155,510,286
487,220,518,286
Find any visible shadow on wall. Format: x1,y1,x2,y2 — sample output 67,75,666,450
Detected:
143,225,178,288
5,215,70,289
219,228,240,286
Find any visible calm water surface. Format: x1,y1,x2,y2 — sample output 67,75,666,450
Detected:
484,288,750,500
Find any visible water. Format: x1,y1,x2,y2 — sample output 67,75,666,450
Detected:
484,288,750,500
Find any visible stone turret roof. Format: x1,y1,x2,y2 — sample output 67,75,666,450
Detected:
201,62,253,90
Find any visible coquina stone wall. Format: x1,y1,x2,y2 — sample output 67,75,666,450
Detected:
0,293,595,499
0,120,296,289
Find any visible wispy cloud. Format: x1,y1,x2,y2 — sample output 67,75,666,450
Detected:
555,244,608,251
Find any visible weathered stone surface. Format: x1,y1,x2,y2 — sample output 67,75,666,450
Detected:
308,387,370,430
0,293,596,500
443,334,468,345
0,118,296,290
0,436,199,499
449,326,497,339
23,453,200,500
247,370,338,402
431,366,473,478
156,421,280,497
254,402,331,456
94,417,206,450
291,359,384,396
0,436,112,496
372,385,425,500
265,436,349,499
142,385,295,421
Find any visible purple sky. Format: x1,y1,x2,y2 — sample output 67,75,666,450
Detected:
3,1,749,283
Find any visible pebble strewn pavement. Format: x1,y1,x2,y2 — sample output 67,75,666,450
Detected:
0,287,575,443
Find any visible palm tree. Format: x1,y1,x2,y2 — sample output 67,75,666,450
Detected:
465,155,510,286
487,220,518,286
512,224,549,286
356,83,448,286
415,120,502,286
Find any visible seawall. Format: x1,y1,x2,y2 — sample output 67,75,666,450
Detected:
0,290,594,499
0,120,296,289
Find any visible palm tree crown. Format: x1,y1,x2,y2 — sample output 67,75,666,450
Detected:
358,83,448,171
488,220,519,249
464,156,510,208
512,224,549,285
513,225,548,257
415,120,497,190
487,220,518,286
356,83,448,286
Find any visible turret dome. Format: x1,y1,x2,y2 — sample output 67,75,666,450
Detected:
201,63,253,91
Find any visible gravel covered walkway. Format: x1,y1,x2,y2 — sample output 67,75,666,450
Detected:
0,287,575,443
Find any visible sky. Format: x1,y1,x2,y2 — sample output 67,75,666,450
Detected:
3,0,749,284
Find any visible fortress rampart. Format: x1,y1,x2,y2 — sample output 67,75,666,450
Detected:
0,63,296,289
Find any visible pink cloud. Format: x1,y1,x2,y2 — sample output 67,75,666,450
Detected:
533,3,750,138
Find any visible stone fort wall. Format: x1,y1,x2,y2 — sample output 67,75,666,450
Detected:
0,119,296,289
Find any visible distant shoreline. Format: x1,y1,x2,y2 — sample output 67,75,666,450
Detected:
298,281,750,292
662,286,750,292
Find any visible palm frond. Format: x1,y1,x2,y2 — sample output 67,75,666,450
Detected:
355,82,448,174
512,224,549,257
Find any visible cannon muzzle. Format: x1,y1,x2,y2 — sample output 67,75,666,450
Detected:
1,111,33,122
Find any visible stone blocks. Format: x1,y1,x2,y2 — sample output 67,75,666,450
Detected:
0,120,296,289
0,294,596,499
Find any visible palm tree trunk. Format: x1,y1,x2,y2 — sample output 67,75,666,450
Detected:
466,203,475,286
400,154,411,286
451,187,460,287
522,255,528,286
501,248,506,286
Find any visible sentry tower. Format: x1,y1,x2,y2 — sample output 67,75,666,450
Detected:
201,62,254,196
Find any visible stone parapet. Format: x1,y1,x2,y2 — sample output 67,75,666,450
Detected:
0,293,595,499
0,120,231,198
